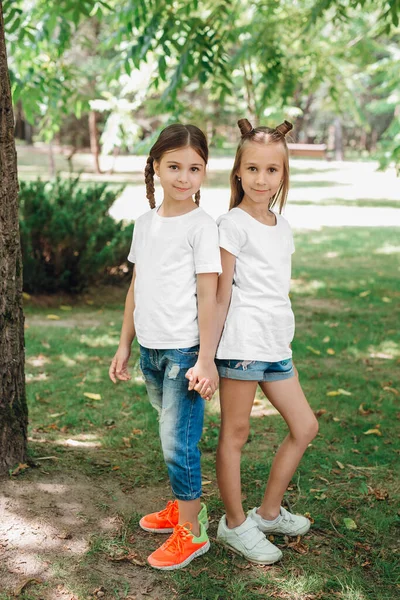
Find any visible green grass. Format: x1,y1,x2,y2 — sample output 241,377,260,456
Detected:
13,226,400,600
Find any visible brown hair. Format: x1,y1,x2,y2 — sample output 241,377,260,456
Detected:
145,124,208,208
230,118,293,212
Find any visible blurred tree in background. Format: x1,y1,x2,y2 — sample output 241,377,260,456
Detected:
4,0,400,171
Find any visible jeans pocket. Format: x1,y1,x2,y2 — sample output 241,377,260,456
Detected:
175,345,199,356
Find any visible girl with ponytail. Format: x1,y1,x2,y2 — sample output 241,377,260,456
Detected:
190,118,318,565
109,124,221,570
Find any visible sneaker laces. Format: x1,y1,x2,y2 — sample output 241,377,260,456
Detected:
163,523,192,554
158,500,179,525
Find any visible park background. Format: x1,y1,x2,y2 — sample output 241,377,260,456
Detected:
0,1,399,599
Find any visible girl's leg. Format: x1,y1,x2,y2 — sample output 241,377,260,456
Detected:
216,378,258,528
177,499,201,535
257,372,318,519
160,350,205,536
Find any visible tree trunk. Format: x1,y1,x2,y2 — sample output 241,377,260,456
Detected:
89,110,102,174
334,117,344,161
0,1,28,477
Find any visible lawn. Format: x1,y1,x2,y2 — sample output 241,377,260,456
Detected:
1,225,399,600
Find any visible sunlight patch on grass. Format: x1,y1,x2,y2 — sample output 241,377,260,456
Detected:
348,340,400,360
339,582,368,600
79,334,120,347
291,278,326,294
59,354,77,367
256,572,325,598
61,438,102,448
374,243,400,254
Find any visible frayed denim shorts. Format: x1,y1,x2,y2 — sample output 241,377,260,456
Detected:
215,357,295,382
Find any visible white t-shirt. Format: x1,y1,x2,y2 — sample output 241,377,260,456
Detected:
216,207,295,362
128,206,221,349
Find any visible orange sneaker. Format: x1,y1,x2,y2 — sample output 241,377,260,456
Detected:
147,522,210,570
139,500,209,533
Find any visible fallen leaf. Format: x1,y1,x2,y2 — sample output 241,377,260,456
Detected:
368,486,389,500
336,461,345,470
326,389,351,397
49,412,66,418
109,550,146,566
343,518,357,530
337,388,352,396
285,535,309,554
132,428,143,435
383,386,398,396
315,493,327,500
22,292,31,300
358,403,373,416
332,417,341,422
10,463,30,477
83,392,102,401
307,346,321,355
314,409,327,418
322,336,330,343
60,305,72,311
326,348,335,355
363,429,382,436
46,314,60,320
86,299,94,305
201,480,212,486
57,531,72,540
304,512,315,524
13,578,43,595
359,290,370,297
381,297,392,303
112,466,120,471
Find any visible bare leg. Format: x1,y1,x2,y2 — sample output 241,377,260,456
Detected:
177,499,201,536
257,372,318,520
216,378,258,528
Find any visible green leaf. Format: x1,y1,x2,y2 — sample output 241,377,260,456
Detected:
343,518,357,530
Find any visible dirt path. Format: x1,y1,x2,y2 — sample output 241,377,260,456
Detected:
0,450,173,599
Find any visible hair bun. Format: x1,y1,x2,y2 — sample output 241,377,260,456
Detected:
237,119,253,136
275,120,293,136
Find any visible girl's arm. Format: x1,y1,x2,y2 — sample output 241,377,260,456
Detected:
109,268,136,383
215,248,236,341
189,272,219,395
187,249,236,397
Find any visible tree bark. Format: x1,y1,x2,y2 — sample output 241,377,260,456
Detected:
0,1,28,476
334,117,344,161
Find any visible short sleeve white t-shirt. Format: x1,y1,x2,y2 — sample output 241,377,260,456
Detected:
128,206,221,349
216,207,295,362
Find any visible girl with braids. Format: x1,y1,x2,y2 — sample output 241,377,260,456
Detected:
189,118,318,564
109,124,221,570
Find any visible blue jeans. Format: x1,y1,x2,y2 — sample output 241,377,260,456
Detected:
139,344,204,501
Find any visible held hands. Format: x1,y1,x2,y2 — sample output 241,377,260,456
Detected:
109,346,131,383
185,359,219,401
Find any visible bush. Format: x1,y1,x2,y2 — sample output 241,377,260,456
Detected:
19,177,134,293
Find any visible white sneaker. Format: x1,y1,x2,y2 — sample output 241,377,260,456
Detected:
249,506,311,536
217,515,282,564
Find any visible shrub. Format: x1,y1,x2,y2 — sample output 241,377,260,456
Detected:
19,177,134,293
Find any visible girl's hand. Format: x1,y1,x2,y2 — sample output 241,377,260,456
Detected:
109,346,131,383
185,361,219,401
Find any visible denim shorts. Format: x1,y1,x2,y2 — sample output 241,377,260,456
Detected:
139,344,204,501
215,357,295,382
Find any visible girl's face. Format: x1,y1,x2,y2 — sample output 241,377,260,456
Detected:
154,146,206,203
237,142,284,206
